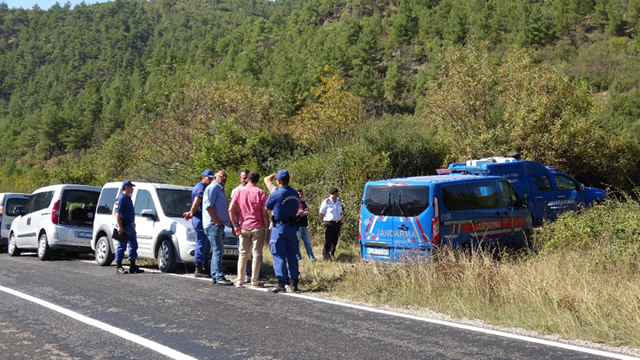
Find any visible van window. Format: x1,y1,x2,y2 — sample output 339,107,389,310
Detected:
364,186,391,216
398,187,429,216
442,184,473,211
134,190,157,215
534,175,553,191
498,181,518,207
24,191,54,214
469,181,500,209
6,197,29,215
157,189,192,217
97,188,119,215
60,190,99,226
555,175,578,191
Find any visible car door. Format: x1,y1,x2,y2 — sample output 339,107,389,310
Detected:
11,194,36,247
361,185,394,260
497,180,528,244
133,189,158,258
529,174,561,223
29,191,55,247
2,195,30,239
552,174,580,213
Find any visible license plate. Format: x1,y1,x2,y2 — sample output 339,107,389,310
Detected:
367,247,389,256
75,231,92,239
224,248,238,256
5,225,10,230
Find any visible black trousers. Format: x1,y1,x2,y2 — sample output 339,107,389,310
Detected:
323,221,341,260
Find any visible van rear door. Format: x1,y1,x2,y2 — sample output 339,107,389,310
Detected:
361,185,394,259
361,184,431,261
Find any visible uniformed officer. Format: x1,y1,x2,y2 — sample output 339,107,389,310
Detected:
114,180,144,275
184,169,214,278
265,169,300,293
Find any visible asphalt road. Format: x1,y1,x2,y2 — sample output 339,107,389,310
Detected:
0,252,634,360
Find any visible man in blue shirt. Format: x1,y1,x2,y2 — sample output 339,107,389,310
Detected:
114,180,144,275
203,170,233,285
265,169,300,293
184,169,214,278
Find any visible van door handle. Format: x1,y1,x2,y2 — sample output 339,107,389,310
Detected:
495,211,508,216
535,196,543,199
558,195,566,198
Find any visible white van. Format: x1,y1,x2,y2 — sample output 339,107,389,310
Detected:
8,185,101,259
92,182,239,273
0,193,30,250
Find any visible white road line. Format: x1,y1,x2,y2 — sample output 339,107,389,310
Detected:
0,285,197,360
76,259,638,359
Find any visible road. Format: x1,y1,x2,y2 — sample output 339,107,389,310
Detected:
0,252,635,360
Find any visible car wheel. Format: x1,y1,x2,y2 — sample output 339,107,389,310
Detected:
38,233,53,260
8,232,21,257
95,236,114,266
157,239,176,273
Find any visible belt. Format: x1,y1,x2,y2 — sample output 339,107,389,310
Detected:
324,220,341,224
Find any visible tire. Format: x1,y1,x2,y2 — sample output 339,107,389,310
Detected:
95,236,114,266
8,232,21,257
157,239,176,273
38,233,53,260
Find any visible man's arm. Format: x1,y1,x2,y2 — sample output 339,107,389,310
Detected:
229,200,240,234
115,212,124,234
319,199,327,218
204,186,222,226
184,197,201,220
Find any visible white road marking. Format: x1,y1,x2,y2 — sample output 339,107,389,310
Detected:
0,285,197,360
76,259,638,359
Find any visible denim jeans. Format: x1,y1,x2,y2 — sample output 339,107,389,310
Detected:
205,225,226,281
115,225,137,262
296,226,315,260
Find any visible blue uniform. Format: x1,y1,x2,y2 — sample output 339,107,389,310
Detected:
191,181,210,264
114,192,138,262
265,185,300,281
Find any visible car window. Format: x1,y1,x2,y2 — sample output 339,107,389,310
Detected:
533,175,553,191
37,191,54,211
6,197,29,215
498,181,518,208
364,186,392,216
157,189,192,217
22,194,39,214
97,188,119,215
469,181,500,209
134,190,156,216
442,184,473,211
555,175,578,191
60,189,99,226
398,187,429,216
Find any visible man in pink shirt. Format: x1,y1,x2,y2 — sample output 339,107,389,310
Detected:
229,171,269,287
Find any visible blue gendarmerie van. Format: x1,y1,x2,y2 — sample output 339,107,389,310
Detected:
359,175,533,261
440,157,607,226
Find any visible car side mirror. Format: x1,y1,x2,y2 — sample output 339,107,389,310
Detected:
141,209,157,221
14,207,23,216
521,194,529,208
579,183,585,191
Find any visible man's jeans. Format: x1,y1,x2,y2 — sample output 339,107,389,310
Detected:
205,225,226,281
296,226,315,260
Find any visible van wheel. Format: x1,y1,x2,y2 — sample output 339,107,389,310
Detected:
157,239,176,273
38,233,53,260
95,236,114,266
8,233,20,256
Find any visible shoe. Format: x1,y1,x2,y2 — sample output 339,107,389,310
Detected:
216,279,233,286
268,279,287,293
310,258,317,262
250,283,264,288
289,278,301,293
211,278,217,285
234,283,244,288
244,276,252,284
194,263,211,278
259,276,269,282
128,260,145,274
116,266,127,275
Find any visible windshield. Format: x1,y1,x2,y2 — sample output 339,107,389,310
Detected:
157,189,192,217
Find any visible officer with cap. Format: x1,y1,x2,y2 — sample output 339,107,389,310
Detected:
265,169,301,293
184,169,214,278
114,180,144,274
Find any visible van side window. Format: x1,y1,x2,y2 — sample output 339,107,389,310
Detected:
398,187,429,216
442,184,473,211
97,188,119,215
555,175,578,191
22,194,39,215
364,186,391,215
469,182,500,209
498,181,518,207
134,190,156,216
534,175,553,191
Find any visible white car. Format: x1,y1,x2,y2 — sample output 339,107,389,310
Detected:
0,193,30,250
91,182,239,273
8,185,101,259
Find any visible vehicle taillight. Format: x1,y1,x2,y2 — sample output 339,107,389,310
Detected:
51,200,60,225
358,210,362,240
431,196,440,245
0,206,3,221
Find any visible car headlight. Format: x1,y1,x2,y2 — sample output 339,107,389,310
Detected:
187,229,196,242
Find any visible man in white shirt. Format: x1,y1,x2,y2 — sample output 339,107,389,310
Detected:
319,187,342,261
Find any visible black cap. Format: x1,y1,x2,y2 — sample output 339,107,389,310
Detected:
329,187,339,194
